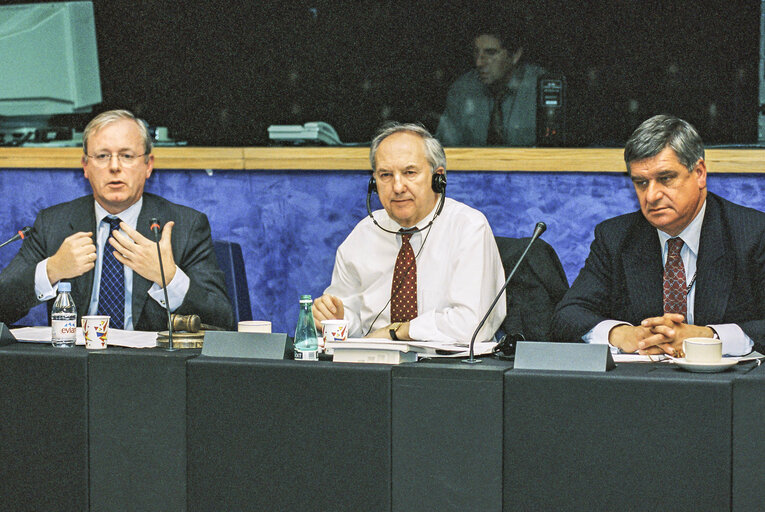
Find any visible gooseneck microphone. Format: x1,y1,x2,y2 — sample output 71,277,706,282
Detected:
463,221,547,364
150,218,174,351
0,226,33,249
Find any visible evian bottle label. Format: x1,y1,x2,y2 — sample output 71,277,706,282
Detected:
52,319,77,340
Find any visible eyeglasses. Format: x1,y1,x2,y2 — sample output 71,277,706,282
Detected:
86,152,147,167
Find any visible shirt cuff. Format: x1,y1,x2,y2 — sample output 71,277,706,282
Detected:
583,319,631,352
707,323,754,356
34,258,57,301
148,268,189,312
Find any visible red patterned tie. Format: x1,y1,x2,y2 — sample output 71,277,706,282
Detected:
391,231,418,322
663,237,687,318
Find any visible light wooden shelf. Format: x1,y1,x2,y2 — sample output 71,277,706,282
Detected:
1,146,764,173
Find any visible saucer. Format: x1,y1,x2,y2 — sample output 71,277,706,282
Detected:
671,357,739,373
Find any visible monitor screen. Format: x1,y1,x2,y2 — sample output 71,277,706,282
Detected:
0,1,101,127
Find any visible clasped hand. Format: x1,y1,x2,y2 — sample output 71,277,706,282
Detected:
609,313,715,356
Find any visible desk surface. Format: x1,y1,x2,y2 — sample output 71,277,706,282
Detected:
0,343,761,512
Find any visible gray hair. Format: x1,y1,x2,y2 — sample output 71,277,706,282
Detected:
624,114,705,174
369,122,447,174
83,109,152,162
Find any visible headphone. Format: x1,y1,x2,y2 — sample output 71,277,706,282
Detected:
365,171,447,234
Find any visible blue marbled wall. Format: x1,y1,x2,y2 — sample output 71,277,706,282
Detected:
2,167,764,334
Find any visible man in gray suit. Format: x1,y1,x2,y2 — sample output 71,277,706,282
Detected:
551,115,765,356
0,109,234,331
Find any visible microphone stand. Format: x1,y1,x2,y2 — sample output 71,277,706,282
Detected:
150,218,174,351
463,222,547,364
0,226,32,249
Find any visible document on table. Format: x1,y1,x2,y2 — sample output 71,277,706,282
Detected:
337,338,497,358
11,326,158,348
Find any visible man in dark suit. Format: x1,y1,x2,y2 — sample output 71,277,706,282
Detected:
551,115,765,356
0,109,234,331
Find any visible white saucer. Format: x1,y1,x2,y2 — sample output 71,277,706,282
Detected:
671,357,739,373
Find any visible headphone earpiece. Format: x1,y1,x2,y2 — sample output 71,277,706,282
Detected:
368,175,378,195
432,172,447,194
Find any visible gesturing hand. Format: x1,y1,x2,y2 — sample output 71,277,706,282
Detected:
109,221,177,287
47,232,96,284
312,294,344,330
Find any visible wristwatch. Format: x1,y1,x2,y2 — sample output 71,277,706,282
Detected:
389,322,401,341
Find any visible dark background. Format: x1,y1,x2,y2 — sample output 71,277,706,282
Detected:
42,0,762,146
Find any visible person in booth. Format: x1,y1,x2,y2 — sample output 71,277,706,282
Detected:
435,23,545,147
550,114,765,356
0,109,234,331
312,122,505,342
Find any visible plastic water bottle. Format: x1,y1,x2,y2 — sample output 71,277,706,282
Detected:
51,282,77,348
294,294,318,361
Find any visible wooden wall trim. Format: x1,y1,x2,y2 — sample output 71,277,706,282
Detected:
1,147,763,173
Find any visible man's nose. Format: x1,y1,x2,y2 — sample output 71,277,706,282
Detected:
392,174,406,193
645,181,663,202
475,51,486,67
108,154,121,172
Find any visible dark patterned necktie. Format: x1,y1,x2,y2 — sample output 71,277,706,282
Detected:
97,216,125,329
390,231,417,322
487,90,509,145
663,237,687,319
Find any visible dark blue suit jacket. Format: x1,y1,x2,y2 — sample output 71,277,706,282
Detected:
0,193,234,331
550,193,765,352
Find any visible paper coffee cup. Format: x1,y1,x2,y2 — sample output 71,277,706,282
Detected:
683,337,722,363
82,315,109,349
321,319,349,348
238,320,272,333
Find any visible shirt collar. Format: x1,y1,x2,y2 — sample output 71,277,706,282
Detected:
94,197,143,230
656,199,706,256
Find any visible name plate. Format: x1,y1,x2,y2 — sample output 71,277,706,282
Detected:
202,331,287,360
514,341,615,372
0,323,16,346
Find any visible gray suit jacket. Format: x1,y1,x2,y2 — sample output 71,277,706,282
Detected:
550,193,765,352
0,193,234,331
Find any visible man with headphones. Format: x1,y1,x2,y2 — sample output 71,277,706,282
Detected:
312,122,505,343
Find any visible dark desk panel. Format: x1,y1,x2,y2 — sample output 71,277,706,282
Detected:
186,358,392,512
0,343,89,512
391,359,511,512
732,362,765,512
504,363,741,511
88,348,197,511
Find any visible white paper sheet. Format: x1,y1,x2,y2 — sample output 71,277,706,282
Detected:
11,326,158,348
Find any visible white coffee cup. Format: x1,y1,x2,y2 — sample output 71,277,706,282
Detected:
321,319,349,348
238,320,272,333
82,315,109,350
683,337,722,363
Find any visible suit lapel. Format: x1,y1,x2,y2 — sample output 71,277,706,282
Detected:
69,199,97,316
694,196,734,324
622,216,663,321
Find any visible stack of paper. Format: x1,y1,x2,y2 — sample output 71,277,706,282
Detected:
11,326,158,348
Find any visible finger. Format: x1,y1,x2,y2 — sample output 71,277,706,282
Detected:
110,228,139,249
313,301,334,321
637,333,670,349
111,250,135,271
118,222,149,244
638,346,667,356
66,231,93,241
107,235,131,255
647,324,676,338
641,316,671,328
663,313,685,324
160,221,174,244
329,295,343,311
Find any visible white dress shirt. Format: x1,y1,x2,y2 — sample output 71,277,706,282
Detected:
34,198,190,329
584,200,753,355
324,197,506,342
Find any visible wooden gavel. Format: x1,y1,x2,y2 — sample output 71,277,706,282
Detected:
170,314,224,332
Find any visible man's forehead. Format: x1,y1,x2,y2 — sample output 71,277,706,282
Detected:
474,34,504,50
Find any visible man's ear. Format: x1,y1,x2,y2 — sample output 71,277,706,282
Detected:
694,158,708,189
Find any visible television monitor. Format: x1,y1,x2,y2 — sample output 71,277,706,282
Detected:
0,1,101,136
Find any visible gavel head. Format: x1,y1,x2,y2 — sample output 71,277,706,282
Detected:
170,314,202,333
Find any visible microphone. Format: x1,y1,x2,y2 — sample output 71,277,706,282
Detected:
0,226,33,249
463,221,547,364
150,218,174,350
